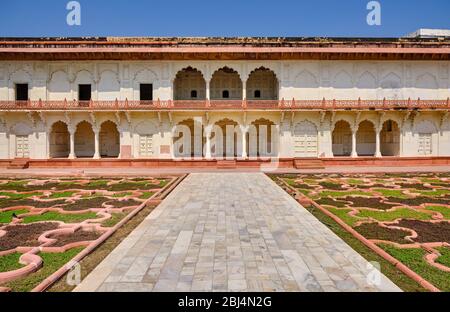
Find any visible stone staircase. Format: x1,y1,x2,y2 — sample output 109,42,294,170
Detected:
7,158,30,169
293,158,325,169
216,160,237,169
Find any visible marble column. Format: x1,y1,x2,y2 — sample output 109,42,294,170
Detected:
93,128,100,159
206,80,210,100
68,127,76,159
351,129,358,158
241,126,248,159
205,129,212,159
375,127,382,157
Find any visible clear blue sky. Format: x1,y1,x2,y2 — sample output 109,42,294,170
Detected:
0,0,449,37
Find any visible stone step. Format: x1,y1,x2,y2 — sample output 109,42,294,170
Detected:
7,158,30,169
216,160,237,169
293,158,325,169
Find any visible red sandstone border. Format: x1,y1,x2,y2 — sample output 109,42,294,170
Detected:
277,177,442,292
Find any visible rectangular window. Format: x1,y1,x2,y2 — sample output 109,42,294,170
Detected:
15,84,28,101
140,84,153,101
78,84,92,101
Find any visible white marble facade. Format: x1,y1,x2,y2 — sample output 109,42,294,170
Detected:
0,60,449,160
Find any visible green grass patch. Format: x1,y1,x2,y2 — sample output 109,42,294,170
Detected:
318,190,373,198
139,191,155,199
0,209,29,223
425,206,450,219
111,192,133,198
379,244,450,291
420,178,442,184
157,179,169,187
373,189,409,198
0,252,24,272
346,179,365,185
356,208,432,222
0,192,43,200
4,247,84,292
47,191,77,199
326,206,360,227
413,189,450,197
101,212,127,227
297,189,312,196
435,247,450,268
22,211,99,224
86,180,109,188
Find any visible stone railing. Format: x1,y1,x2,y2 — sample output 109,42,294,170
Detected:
0,98,449,111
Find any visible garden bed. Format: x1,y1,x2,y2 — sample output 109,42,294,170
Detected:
0,175,180,292
273,173,450,292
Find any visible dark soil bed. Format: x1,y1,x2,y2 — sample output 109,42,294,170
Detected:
316,197,349,208
354,222,411,244
343,196,397,210
319,182,346,190
106,182,163,192
386,196,450,206
49,230,101,247
395,183,433,190
0,222,59,251
106,199,142,208
61,197,110,211
0,181,61,192
0,199,66,209
394,220,450,244
354,183,391,189
290,183,315,190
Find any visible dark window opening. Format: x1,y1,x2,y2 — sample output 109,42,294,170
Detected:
190,90,198,99
386,120,393,132
140,84,153,101
254,90,261,98
16,84,28,101
222,90,230,98
78,84,92,101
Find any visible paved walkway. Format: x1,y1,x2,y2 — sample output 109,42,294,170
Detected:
74,173,400,292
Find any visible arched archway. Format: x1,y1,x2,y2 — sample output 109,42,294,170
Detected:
249,118,277,157
210,67,242,100
100,121,120,158
293,121,318,158
381,120,400,156
173,119,204,158
356,120,376,156
49,121,70,158
74,121,95,158
213,118,239,158
173,67,206,100
247,67,278,100
332,121,352,156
